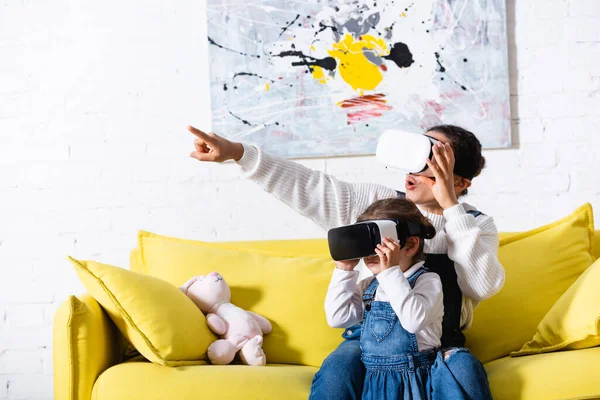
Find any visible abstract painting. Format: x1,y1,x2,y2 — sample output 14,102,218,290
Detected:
207,0,510,158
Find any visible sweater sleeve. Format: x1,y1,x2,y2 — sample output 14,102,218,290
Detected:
324,268,364,328
443,203,506,302
377,267,443,334
236,144,398,229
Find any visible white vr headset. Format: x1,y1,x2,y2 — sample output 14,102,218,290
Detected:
327,219,424,261
376,129,439,173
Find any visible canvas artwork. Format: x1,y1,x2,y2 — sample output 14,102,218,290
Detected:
207,0,510,158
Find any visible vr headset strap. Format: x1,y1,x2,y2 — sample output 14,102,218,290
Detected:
395,221,422,248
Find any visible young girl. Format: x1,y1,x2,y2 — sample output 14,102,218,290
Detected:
325,198,446,400
186,124,501,400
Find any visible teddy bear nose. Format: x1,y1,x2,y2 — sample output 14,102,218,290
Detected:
208,272,218,277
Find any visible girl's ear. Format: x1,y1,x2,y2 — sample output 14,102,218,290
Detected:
404,236,420,257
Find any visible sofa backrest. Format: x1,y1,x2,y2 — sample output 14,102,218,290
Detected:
130,228,597,366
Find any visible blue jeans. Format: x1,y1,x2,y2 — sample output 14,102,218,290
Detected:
431,348,493,400
309,326,364,400
309,332,492,400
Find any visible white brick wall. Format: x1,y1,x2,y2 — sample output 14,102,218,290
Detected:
1,0,599,398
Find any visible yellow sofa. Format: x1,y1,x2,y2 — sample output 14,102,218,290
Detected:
54,229,600,400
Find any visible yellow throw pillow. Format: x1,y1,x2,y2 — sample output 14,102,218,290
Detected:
137,235,344,367
53,294,121,400
465,203,595,363
69,257,216,366
511,257,600,356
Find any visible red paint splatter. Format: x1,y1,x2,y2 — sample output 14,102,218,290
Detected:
380,64,387,71
338,94,393,124
424,100,444,115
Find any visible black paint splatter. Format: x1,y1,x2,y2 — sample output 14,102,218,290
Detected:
223,83,228,91
233,72,275,83
275,50,337,73
228,109,254,126
208,37,260,58
435,53,469,91
279,14,300,39
435,52,445,72
315,21,338,36
383,42,414,68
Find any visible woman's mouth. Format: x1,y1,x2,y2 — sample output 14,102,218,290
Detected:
405,176,417,191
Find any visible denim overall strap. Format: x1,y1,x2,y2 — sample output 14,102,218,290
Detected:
407,266,429,287
424,254,466,348
362,277,379,312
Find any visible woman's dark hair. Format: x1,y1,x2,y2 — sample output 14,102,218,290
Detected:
357,198,435,262
427,125,486,195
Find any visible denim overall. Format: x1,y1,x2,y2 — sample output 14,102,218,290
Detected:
360,268,437,400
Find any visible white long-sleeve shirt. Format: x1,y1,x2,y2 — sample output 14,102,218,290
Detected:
326,262,443,351
236,144,505,329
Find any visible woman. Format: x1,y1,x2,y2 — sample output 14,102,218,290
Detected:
186,124,503,399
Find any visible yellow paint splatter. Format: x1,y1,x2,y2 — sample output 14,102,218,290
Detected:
265,83,270,91
402,12,406,17
310,45,316,51
311,66,328,84
326,34,389,91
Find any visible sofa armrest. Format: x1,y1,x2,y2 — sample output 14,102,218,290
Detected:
53,293,123,400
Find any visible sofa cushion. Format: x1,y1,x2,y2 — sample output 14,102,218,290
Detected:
69,257,216,366
511,257,600,356
137,234,343,367
93,362,317,400
465,203,595,363
485,346,600,400
53,294,121,400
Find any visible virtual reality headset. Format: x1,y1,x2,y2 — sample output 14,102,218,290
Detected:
376,130,439,173
327,219,424,261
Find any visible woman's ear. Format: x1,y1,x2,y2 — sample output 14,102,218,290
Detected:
454,176,471,195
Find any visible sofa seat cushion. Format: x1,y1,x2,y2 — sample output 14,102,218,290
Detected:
92,361,317,400
485,346,600,400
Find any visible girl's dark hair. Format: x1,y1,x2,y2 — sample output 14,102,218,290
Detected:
357,198,435,262
427,125,486,193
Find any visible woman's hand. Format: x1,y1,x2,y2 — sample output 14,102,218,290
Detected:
188,125,244,162
334,259,360,271
374,237,401,272
424,141,459,210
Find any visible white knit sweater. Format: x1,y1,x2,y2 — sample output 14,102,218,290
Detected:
236,144,505,330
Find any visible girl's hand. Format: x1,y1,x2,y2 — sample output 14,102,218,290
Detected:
374,237,401,272
188,125,244,162
334,259,360,271
424,141,459,210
